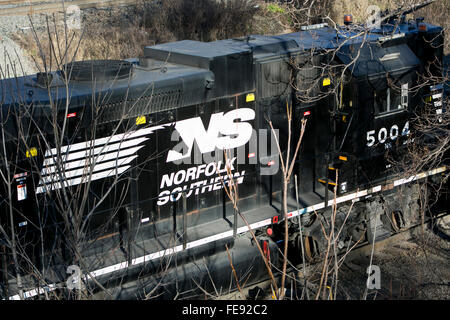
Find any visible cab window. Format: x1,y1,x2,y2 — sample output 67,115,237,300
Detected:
374,83,408,115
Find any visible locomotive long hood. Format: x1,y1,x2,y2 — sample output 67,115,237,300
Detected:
0,60,215,117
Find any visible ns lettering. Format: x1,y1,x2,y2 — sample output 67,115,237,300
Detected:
167,108,255,163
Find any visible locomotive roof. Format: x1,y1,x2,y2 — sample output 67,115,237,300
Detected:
0,20,442,110
337,43,420,78
147,21,442,59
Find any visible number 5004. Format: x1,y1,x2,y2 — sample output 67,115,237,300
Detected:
366,122,410,147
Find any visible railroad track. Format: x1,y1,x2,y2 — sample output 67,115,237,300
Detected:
0,0,140,16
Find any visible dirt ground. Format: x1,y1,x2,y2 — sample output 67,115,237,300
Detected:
339,219,450,300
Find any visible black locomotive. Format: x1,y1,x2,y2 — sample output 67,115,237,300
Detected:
0,2,447,299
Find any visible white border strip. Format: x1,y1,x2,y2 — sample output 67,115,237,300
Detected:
7,166,447,300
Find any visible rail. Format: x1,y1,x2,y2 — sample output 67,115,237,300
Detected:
0,0,139,16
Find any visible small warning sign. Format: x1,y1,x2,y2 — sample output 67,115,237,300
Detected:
17,184,27,201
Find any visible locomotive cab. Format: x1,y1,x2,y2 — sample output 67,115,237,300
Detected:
329,39,422,193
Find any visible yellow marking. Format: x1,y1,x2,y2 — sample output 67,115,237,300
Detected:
271,286,277,300
246,93,255,102
318,179,337,186
322,78,331,86
326,286,333,300
136,116,146,125
339,155,348,161
328,167,336,170
26,147,37,158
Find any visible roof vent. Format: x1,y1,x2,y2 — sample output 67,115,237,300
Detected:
300,23,328,31
60,60,133,81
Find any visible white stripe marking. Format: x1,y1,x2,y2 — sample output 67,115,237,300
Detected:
36,166,130,194
40,146,144,176
43,138,148,166
44,126,165,157
39,156,137,184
